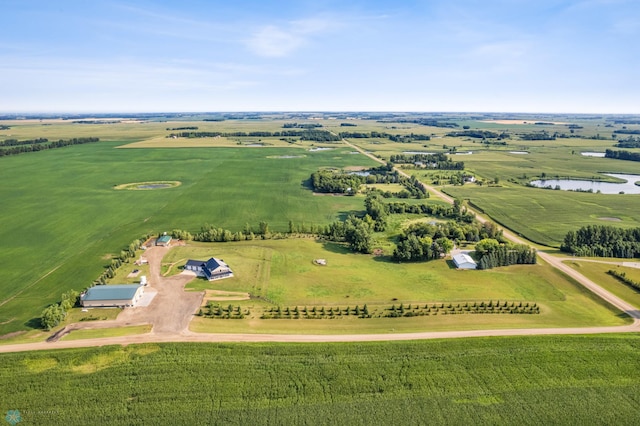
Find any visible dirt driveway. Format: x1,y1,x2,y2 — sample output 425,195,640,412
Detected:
51,246,204,340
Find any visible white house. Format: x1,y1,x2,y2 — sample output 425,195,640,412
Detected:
453,253,477,270
184,258,233,281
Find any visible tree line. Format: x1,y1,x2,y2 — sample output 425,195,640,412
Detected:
607,269,640,291
614,129,640,135
446,130,509,139
561,225,640,258
379,118,459,128
0,137,100,157
474,238,537,270
0,137,49,147
389,153,464,170
168,130,341,142
283,122,323,129
519,131,555,141
339,131,430,142
605,149,640,162
615,136,640,148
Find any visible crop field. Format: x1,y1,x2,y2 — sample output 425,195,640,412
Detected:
158,239,629,334
1,336,639,424
0,136,376,335
441,186,640,247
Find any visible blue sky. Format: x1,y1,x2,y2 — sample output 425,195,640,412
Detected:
1,0,638,113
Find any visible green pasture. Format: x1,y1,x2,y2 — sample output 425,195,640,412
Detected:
442,185,640,247
60,325,152,341
565,260,640,309
1,336,640,424
163,239,627,333
0,142,376,335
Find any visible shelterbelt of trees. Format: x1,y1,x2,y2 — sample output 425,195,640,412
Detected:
168,130,340,142
310,164,429,199
614,136,640,148
605,149,640,162
0,137,100,157
561,225,640,258
389,153,464,170
339,131,430,143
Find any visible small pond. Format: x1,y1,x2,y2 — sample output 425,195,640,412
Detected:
308,147,335,152
529,173,640,194
137,184,172,189
348,171,371,177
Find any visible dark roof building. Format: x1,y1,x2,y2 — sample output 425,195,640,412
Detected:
184,257,233,281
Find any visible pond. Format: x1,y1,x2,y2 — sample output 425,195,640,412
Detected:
529,173,640,194
403,151,434,155
137,184,172,189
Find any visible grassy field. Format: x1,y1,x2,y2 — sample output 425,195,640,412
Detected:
1,336,639,424
157,239,630,333
0,141,376,335
564,260,640,309
59,325,152,341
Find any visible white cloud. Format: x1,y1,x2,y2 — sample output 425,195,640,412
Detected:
246,17,337,58
247,25,306,57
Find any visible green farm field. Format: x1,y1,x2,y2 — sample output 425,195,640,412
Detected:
442,185,640,247
1,336,639,424
161,239,628,334
0,140,376,335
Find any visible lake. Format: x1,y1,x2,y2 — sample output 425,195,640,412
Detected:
530,173,640,194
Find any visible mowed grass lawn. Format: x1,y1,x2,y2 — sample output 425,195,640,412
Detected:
0,143,376,335
1,336,640,424
565,260,640,309
443,185,640,247
163,239,628,334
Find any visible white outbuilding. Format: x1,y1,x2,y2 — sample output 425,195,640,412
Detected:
453,253,477,270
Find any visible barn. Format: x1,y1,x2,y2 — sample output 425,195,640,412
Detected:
155,235,172,246
81,284,145,307
453,253,477,270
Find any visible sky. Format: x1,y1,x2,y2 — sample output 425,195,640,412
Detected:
1,0,639,113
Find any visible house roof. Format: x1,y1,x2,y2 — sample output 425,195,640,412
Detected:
83,284,142,301
453,253,476,266
204,258,222,271
186,259,205,268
